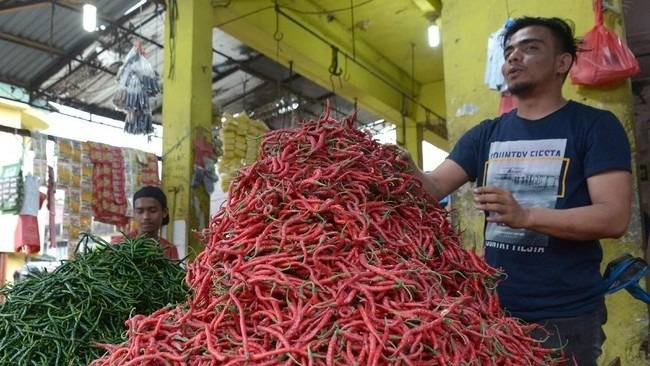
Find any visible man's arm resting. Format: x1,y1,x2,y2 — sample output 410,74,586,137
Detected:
524,170,632,241
417,159,470,200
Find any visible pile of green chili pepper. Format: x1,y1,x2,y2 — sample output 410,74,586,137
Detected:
0,234,187,365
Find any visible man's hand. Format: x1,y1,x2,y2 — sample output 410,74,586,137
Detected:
473,186,531,229
394,145,418,173
389,144,469,200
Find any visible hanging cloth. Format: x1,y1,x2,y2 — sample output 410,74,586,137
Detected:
484,26,507,91
47,166,56,249
14,175,42,254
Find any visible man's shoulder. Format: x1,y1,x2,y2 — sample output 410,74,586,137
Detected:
468,114,507,135
566,100,616,120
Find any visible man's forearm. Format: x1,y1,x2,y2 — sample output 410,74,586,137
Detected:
416,171,443,200
525,204,629,241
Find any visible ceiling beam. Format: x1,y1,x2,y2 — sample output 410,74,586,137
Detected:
212,53,264,83
45,95,126,121
211,49,348,117
221,80,271,108
0,0,50,14
213,2,447,140
410,0,442,14
28,2,146,91
0,30,64,55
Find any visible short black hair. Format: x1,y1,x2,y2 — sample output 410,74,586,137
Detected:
134,186,170,226
502,17,579,63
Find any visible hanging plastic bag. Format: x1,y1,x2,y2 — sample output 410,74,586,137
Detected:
113,42,159,135
570,0,640,86
498,91,518,115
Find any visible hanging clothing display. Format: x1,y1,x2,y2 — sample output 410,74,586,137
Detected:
18,175,40,216
0,128,162,255
14,175,42,254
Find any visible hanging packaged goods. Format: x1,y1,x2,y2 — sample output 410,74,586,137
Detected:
113,44,161,135
0,127,161,256
217,112,269,192
87,142,129,227
30,132,48,183
56,139,87,246
0,163,23,214
0,235,187,366
92,112,562,365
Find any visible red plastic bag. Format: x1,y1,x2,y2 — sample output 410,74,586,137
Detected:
570,0,640,86
499,91,518,115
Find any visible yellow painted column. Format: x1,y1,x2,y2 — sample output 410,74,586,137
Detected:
162,0,213,257
396,119,424,169
441,1,647,365
417,80,449,151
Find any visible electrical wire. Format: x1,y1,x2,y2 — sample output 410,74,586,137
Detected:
213,0,374,29
275,0,375,15
166,0,178,78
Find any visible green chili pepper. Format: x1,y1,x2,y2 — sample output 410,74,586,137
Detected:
0,234,188,365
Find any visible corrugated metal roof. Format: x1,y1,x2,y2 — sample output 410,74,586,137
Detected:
0,0,138,87
0,1,380,130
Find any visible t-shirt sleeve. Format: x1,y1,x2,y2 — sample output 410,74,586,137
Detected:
583,111,631,178
447,123,484,182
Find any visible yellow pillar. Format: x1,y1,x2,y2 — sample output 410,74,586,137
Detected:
162,0,213,257
396,119,424,170
441,1,647,365
417,80,449,151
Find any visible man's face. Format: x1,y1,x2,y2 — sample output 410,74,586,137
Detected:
502,26,570,96
134,197,166,236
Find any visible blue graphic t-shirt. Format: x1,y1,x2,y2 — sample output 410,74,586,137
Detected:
448,101,631,321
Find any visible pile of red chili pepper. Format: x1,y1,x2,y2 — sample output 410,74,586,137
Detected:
92,111,563,365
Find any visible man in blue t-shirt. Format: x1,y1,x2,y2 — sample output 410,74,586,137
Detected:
400,17,632,365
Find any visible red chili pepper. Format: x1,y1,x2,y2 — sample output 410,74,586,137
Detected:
92,110,563,366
